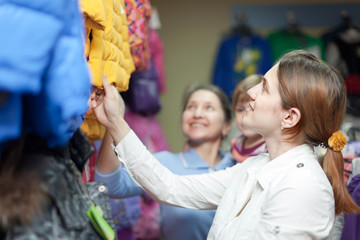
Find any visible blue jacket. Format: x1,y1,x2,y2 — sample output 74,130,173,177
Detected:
0,0,91,147
212,33,273,101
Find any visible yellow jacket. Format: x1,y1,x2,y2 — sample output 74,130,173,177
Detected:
80,0,135,141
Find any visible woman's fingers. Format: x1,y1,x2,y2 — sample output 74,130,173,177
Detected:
102,74,112,95
102,74,120,101
90,87,105,108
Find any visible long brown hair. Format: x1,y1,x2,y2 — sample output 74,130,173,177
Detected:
277,50,360,215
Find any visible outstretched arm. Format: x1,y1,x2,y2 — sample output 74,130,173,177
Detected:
91,76,233,209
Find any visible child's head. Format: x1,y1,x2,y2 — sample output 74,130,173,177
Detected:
232,74,263,138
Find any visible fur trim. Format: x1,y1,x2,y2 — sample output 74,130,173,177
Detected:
0,173,49,230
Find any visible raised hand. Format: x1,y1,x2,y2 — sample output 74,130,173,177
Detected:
91,74,125,129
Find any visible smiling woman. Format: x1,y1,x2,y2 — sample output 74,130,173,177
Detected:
94,82,235,240
181,83,232,155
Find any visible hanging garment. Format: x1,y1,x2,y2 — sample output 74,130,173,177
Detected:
122,59,162,115
125,0,152,72
132,193,161,239
80,0,136,142
124,109,170,152
0,0,91,147
81,0,135,91
80,109,107,143
341,174,360,240
149,29,167,93
0,130,117,239
213,33,273,101
82,140,141,240
109,196,141,240
267,29,326,62
323,24,360,116
124,109,169,239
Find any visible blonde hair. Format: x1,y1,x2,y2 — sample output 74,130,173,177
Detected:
278,50,360,215
232,74,263,109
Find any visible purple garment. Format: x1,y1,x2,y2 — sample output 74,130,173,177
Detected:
117,228,136,240
110,196,140,231
341,174,360,240
122,59,161,115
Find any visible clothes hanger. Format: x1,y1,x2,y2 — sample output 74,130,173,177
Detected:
340,11,360,31
338,10,360,43
232,11,252,37
284,11,302,36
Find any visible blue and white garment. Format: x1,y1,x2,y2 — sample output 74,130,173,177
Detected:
213,33,273,101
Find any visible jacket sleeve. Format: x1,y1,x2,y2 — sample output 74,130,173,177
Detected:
95,165,145,198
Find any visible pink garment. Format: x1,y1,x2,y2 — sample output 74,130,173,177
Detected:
82,143,97,183
125,0,152,71
149,29,166,93
230,134,268,163
124,109,170,153
132,195,161,239
125,109,169,239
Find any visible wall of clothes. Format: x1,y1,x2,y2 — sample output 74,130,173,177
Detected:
150,0,360,153
81,1,170,239
0,0,169,238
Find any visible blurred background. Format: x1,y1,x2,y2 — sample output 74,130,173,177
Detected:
150,0,360,152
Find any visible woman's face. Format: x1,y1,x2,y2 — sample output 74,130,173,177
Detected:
182,89,230,145
242,64,285,137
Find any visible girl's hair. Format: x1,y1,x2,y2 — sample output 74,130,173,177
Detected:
277,50,360,215
232,74,263,109
182,82,232,124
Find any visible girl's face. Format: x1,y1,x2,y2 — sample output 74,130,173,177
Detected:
234,100,261,139
182,89,230,145
242,64,285,138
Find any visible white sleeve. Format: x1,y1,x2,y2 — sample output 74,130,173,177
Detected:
114,130,236,210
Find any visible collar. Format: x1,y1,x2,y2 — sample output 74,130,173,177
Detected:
179,148,233,170
255,144,316,190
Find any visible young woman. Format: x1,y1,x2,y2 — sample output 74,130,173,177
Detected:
94,82,235,240
91,50,360,239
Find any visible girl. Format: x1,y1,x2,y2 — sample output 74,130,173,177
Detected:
231,74,267,162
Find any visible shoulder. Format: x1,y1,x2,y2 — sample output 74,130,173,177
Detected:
280,156,333,199
154,150,176,159
153,151,179,165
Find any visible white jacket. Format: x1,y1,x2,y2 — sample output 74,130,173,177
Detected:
115,130,335,239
